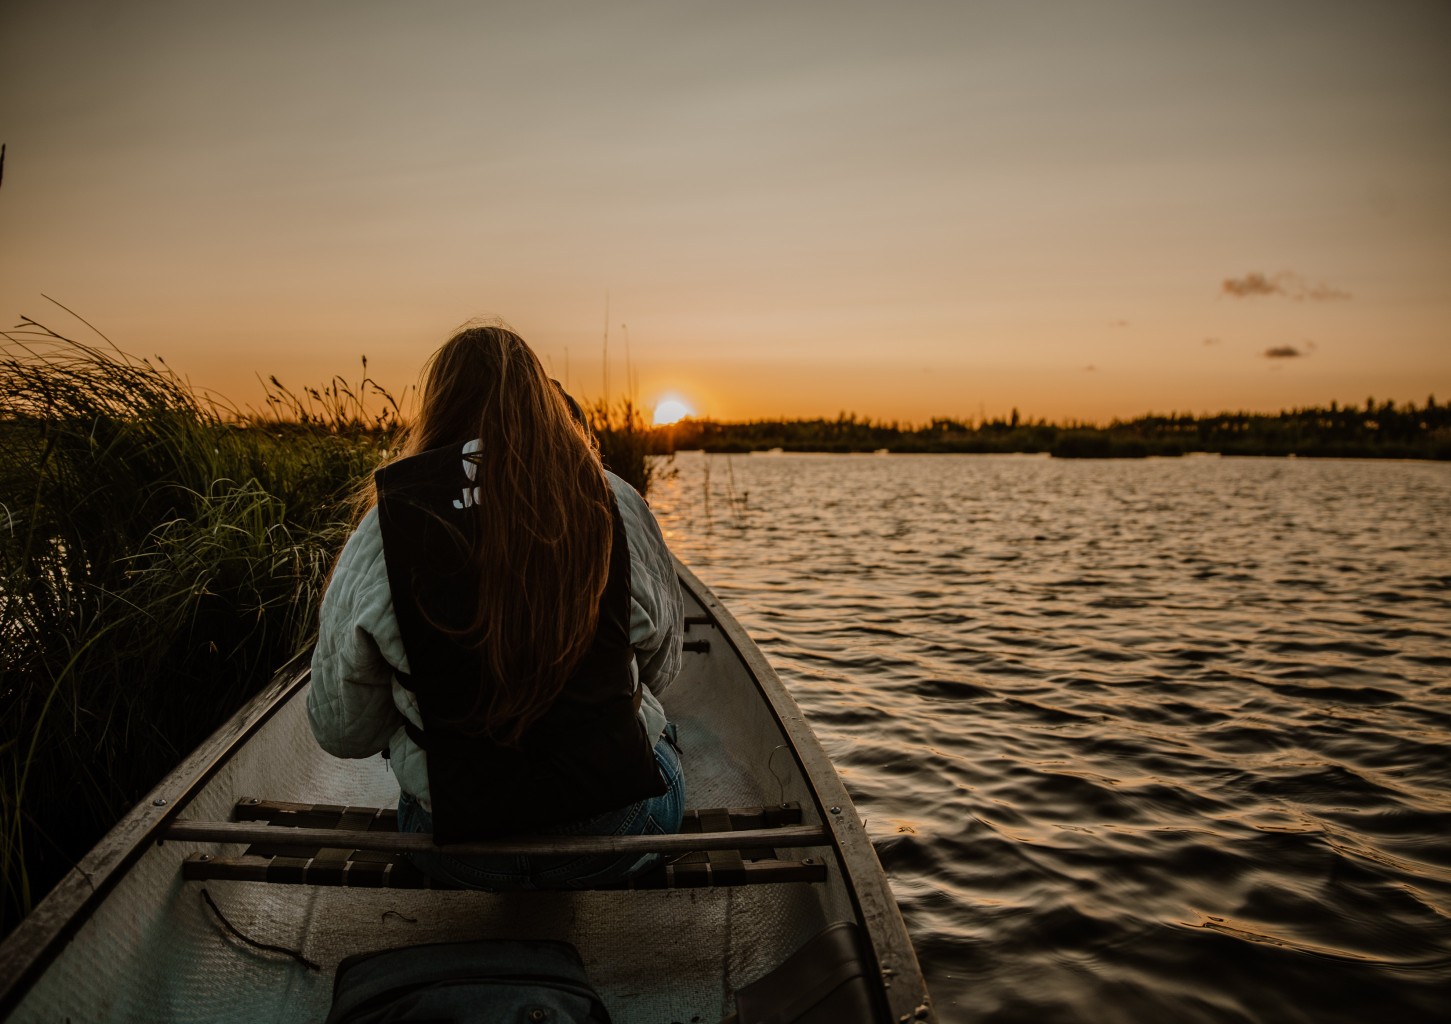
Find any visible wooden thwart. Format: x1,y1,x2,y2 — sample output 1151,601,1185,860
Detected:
175,799,829,890
168,820,825,856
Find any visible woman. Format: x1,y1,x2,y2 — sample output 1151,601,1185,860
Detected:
307,323,685,889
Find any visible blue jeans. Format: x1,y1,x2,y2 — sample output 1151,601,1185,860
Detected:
397,731,685,890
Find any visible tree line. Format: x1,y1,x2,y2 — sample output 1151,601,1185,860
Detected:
658,396,1451,459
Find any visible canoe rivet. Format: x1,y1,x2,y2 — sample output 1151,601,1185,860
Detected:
914,1004,930,1019
198,854,211,862
802,858,814,865
829,806,841,815
152,798,167,807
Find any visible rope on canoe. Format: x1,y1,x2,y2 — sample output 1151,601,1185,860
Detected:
768,744,790,806
200,888,321,971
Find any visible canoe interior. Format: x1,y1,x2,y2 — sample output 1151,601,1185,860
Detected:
7,576,877,1023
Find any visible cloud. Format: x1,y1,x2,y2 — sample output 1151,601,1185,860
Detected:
1263,345,1304,359
1222,271,1350,301
1223,272,1280,297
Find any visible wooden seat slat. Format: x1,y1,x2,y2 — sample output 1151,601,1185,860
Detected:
178,798,825,891
169,820,825,856
182,852,826,890
231,799,803,833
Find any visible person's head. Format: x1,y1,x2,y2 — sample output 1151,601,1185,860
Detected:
401,322,612,744
404,324,586,460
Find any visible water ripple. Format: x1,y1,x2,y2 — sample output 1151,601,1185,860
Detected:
655,454,1451,1022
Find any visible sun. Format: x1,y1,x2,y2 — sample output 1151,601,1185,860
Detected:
652,397,694,426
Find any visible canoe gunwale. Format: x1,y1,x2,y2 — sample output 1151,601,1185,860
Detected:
0,653,313,1019
671,557,934,1023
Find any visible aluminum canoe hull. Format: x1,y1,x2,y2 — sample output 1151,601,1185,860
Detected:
0,559,932,1022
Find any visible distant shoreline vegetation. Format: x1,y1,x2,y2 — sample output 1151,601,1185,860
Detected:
658,400,1451,460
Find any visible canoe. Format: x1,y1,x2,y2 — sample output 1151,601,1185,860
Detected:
0,559,934,1022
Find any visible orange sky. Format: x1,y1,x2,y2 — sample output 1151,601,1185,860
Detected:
2,1,1448,424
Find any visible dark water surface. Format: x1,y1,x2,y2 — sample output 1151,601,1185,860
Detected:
649,453,1451,1023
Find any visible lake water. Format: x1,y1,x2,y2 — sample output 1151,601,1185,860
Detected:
648,452,1451,1023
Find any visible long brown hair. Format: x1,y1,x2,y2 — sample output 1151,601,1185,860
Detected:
396,323,613,745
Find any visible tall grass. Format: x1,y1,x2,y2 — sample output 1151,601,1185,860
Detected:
0,321,393,934
588,396,672,497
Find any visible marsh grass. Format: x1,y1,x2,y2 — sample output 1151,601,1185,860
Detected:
0,320,394,934
588,396,673,497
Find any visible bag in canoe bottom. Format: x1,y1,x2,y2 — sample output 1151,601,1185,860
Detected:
324,939,612,1024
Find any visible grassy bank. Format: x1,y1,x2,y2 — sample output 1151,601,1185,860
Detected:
0,326,395,934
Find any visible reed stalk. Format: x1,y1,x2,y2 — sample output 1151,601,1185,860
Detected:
587,395,673,497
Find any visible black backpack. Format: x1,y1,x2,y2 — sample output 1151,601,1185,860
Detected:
325,939,612,1024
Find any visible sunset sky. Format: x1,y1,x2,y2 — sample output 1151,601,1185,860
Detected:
2,1,1448,424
